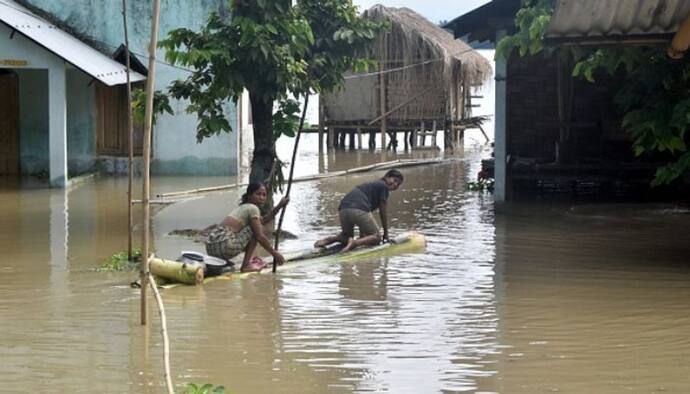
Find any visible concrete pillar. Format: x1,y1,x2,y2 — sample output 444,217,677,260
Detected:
494,31,508,203
48,66,67,187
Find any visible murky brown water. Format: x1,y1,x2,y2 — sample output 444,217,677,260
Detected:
1,135,689,393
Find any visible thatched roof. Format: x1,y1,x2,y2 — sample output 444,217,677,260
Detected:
364,4,492,88
322,5,492,124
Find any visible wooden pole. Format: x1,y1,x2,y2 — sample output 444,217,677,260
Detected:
379,33,387,150
273,94,309,272
122,0,134,261
318,100,324,154
431,120,437,148
140,0,162,326
237,92,243,187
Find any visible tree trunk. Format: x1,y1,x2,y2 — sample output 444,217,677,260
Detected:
249,92,276,184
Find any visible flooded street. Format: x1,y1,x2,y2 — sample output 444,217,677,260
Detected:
1,136,689,393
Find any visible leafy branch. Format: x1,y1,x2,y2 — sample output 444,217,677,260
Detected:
497,0,690,185
495,0,553,59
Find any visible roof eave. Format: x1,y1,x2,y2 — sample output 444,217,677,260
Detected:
544,33,674,47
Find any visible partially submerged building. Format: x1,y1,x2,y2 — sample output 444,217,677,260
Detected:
0,0,239,187
321,5,492,150
446,0,690,201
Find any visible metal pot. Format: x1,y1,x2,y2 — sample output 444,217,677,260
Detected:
179,251,228,277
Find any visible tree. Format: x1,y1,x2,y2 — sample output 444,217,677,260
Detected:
159,0,381,185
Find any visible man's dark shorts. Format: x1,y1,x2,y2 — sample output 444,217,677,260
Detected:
339,208,379,239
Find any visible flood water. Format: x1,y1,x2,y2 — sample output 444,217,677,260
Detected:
1,136,689,393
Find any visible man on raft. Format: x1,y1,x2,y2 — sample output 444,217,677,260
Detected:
314,169,404,252
205,182,289,272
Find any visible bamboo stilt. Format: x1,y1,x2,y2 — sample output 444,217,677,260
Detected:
141,0,162,326
379,34,387,151
431,120,437,147
237,92,243,187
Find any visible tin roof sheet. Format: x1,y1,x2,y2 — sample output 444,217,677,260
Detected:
546,0,690,43
0,0,145,86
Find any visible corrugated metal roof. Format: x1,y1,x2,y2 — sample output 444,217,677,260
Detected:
546,0,690,43
0,0,145,86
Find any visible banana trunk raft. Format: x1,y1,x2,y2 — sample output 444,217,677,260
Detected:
149,232,426,289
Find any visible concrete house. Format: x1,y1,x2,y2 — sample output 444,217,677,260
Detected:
0,0,241,187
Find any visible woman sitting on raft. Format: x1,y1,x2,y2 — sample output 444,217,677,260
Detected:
205,182,288,272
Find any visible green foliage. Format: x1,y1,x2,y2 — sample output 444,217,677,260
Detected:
297,0,383,94
499,0,690,185
272,98,301,139
571,48,648,82
495,0,554,59
96,248,141,272
267,157,287,195
574,47,690,185
178,383,228,394
159,0,382,140
159,0,383,183
467,178,495,192
132,89,174,126
159,1,313,142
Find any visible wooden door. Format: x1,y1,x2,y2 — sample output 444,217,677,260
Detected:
96,83,144,156
0,73,19,174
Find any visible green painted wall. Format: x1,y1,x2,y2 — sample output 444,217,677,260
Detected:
21,0,238,176
66,68,96,175
16,69,49,176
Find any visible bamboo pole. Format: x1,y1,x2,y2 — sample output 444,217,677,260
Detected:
157,157,450,198
318,99,324,154
237,92,242,187
273,95,310,272
140,0,162,326
122,0,135,261
431,120,437,147
367,87,435,126
147,272,174,394
379,33,387,150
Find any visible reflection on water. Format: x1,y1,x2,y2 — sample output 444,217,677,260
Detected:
0,139,689,393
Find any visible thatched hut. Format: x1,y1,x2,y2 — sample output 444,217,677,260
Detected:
321,4,492,149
